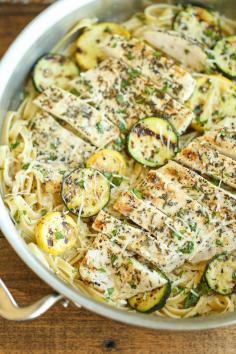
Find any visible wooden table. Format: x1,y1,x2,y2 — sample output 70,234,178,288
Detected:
0,2,236,353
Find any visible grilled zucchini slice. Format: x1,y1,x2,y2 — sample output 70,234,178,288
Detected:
61,168,110,217
76,22,129,70
205,253,236,295
188,75,236,132
173,6,221,48
86,149,126,175
33,53,79,92
127,117,178,167
35,212,78,256
128,275,171,313
213,36,236,78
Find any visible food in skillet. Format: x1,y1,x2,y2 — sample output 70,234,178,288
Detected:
1,3,236,317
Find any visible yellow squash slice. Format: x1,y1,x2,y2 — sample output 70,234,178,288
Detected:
86,149,126,175
187,75,236,132
76,22,129,70
35,212,78,256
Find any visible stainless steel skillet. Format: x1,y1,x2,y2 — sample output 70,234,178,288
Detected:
0,0,236,329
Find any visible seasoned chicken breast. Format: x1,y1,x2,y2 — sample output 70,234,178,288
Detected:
175,140,236,189
100,35,195,102
34,86,119,148
137,170,235,262
31,112,95,167
71,58,194,134
80,233,167,300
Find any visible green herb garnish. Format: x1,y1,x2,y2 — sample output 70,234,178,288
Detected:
132,188,143,199
55,230,64,240
10,141,20,150
179,241,194,254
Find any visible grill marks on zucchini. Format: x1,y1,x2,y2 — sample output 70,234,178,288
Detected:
205,253,236,295
213,36,236,78
33,54,79,92
61,168,110,217
128,117,178,167
128,277,171,313
173,6,221,48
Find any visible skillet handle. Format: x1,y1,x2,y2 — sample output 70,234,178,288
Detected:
0,279,65,321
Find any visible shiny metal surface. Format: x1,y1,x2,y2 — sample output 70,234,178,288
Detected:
0,279,63,321
0,0,236,329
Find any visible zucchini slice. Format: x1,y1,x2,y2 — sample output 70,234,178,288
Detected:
61,168,110,217
187,74,236,131
128,276,171,313
173,6,221,48
76,22,129,70
213,36,236,78
35,212,78,256
127,117,178,167
205,253,236,295
33,53,79,92
86,149,126,175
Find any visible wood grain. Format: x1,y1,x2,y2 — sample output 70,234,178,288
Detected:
1,3,236,354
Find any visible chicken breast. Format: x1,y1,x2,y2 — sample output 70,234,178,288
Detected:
71,58,194,134
80,233,167,300
158,161,236,260
137,170,229,262
159,160,236,217
114,191,200,268
175,140,236,189
199,128,236,160
141,29,208,72
30,161,68,193
100,35,195,102
31,112,95,167
92,210,181,271
213,117,236,130
34,86,119,148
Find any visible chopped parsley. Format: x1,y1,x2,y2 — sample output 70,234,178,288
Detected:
118,121,128,133
144,86,156,95
75,179,85,189
127,67,140,80
96,122,104,134
131,188,143,199
10,140,20,150
55,230,64,240
111,254,118,267
112,176,123,187
22,163,30,170
106,287,114,297
70,88,80,96
179,241,194,254
153,50,162,59
103,172,112,179
111,229,118,237
116,94,125,105
121,79,130,90
215,239,223,247
98,268,106,273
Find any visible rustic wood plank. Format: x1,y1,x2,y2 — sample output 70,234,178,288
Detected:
0,4,47,57
0,237,236,354
1,3,236,353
